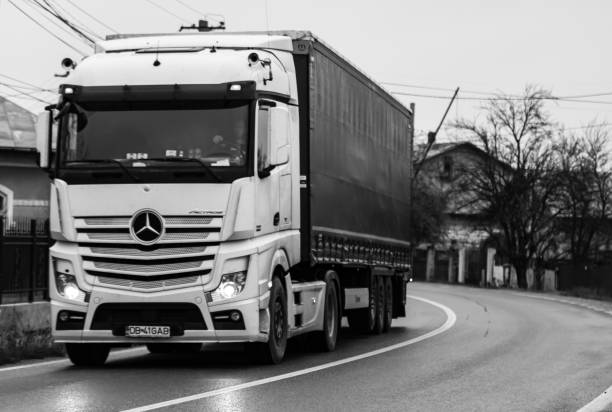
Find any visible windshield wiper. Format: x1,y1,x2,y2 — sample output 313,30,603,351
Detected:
146,158,221,182
65,159,140,182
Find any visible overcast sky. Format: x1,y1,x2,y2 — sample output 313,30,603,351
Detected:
1,0,611,142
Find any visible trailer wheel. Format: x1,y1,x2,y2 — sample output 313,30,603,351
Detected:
383,277,393,332
347,276,377,334
373,277,385,335
313,270,340,351
65,343,110,367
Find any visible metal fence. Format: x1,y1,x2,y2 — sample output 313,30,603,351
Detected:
0,217,50,304
556,260,612,296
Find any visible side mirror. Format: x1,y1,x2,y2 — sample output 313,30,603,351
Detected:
269,106,290,167
36,111,51,169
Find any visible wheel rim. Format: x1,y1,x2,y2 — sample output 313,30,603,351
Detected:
369,282,376,325
326,289,337,338
378,282,384,324
386,284,392,319
274,297,285,341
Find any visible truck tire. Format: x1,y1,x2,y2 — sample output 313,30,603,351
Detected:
249,275,288,364
312,270,340,352
372,277,385,335
65,343,110,367
383,277,393,332
347,276,377,334
146,343,201,354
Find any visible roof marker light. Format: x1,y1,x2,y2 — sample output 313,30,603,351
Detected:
229,84,242,91
64,87,74,95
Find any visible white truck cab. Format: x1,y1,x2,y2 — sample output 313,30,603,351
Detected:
38,31,413,366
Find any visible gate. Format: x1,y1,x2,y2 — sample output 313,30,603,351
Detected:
0,217,50,304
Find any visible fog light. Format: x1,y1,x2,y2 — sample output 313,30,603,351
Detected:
59,311,69,322
230,311,241,322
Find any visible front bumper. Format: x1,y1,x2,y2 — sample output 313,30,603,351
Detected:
51,286,269,343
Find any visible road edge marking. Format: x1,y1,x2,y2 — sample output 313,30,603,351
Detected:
511,292,612,317
578,384,612,412
121,295,457,412
0,347,147,373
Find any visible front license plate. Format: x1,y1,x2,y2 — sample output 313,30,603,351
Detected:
125,325,171,338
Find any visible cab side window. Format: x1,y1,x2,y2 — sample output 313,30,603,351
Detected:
257,106,270,173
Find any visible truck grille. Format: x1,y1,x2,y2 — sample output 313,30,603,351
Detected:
76,214,222,290
89,245,208,257
92,260,206,273
96,275,200,291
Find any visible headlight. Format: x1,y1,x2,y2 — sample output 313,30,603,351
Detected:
211,272,247,301
54,259,86,302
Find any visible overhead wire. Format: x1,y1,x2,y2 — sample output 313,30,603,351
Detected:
31,0,97,44
390,90,612,105
44,0,103,40
62,0,118,34
22,0,93,47
172,0,204,16
144,0,191,24
0,81,55,93
0,73,52,91
6,0,89,56
0,83,53,104
385,81,612,104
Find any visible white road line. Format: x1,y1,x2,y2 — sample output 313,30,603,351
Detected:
511,292,612,317
0,347,147,373
578,384,612,412
121,295,457,412
515,292,612,412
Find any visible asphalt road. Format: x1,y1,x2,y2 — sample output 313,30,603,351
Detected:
2,283,612,412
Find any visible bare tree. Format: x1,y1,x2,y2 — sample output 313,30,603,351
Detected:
454,86,559,289
410,173,447,246
554,125,612,263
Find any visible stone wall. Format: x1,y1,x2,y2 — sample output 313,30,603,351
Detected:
0,302,63,364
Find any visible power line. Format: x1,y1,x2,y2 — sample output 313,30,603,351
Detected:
564,123,612,130
172,0,203,16
0,73,51,91
390,90,612,105
7,0,88,56
385,80,612,102
144,0,191,24
382,81,506,97
62,0,118,34
0,83,54,104
46,0,103,40
31,0,97,44
0,81,54,93
23,0,93,47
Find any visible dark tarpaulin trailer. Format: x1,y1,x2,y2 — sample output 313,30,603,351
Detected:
281,31,413,270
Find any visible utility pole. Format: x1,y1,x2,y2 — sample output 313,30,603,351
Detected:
413,87,460,179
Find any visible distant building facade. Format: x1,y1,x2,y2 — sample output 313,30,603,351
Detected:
0,97,50,224
416,142,496,285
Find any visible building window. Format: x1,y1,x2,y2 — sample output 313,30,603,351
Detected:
440,156,453,181
0,184,14,224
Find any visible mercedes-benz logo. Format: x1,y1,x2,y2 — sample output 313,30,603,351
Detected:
129,209,165,245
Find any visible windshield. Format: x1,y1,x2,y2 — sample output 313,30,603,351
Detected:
57,101,253,184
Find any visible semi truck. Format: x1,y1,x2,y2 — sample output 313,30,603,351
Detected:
37,30,414,365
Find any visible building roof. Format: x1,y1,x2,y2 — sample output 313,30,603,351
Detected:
0,97,37,149
421,142,478,161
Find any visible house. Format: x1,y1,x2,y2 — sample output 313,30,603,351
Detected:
415,141,561,290
414,142,499,285
0,97,50,225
